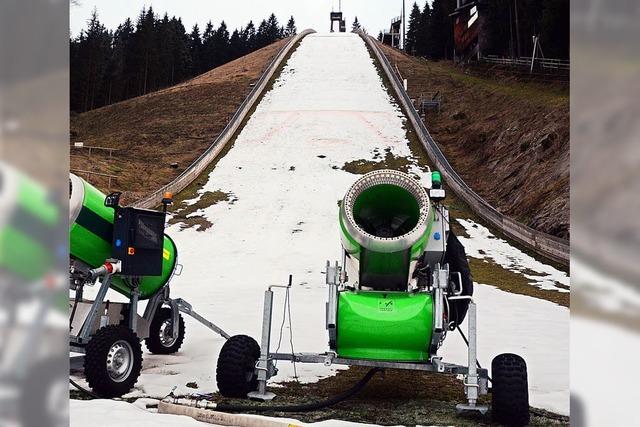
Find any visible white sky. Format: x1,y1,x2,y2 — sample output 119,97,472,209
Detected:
70,0,424,38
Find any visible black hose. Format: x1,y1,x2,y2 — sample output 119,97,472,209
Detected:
70,378,103,399
216,367,383,413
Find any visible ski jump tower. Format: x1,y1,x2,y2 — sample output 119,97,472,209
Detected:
330,0,346,32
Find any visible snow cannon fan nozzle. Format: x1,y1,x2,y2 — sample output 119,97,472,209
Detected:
339,169,433,291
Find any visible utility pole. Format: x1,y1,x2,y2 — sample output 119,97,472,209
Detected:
402,0,406,50
514,0,521,58
508,0,515,59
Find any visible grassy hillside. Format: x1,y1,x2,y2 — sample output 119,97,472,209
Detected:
380,44,569,239
70,38,289,203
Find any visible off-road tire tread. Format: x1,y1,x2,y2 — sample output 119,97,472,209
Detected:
216,335,260,398
492,353,530,426
145,307,186,354
84,324,143,398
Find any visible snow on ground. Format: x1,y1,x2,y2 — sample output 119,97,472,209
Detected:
70,399,403,427
456,218,570,292
72,33,569,422
439,283,569,415
70,399,208,426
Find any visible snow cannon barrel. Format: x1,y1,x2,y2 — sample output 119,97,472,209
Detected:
69,174,177,299
339,170,433,290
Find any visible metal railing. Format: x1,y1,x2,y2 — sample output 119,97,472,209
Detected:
133,29,316,209
362,33,569,266
482,55,570,71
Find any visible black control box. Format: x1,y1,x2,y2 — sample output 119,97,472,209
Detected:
111,207,166,276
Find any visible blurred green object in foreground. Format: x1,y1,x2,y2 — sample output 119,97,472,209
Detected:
0,163,59,281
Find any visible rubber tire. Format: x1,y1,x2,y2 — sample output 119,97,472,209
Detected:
492,353,530,426
84,324,143,398
216,335,260,398
20,357,68,427
444,230,473,327
145,307,186,354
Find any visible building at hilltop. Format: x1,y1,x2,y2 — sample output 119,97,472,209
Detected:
381,16,402,48
450,0,487,63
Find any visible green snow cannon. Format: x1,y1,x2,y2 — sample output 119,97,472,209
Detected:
219,169,526,424
69,174,177,299
330,169,471,361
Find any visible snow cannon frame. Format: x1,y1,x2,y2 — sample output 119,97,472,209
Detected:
69,174,230,398
217,169,530,425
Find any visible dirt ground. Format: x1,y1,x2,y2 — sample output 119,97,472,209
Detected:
379,45,569,240
70,38,289,204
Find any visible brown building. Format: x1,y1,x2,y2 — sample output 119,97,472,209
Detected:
450,0,487,62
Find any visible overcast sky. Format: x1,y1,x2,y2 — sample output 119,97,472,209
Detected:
70,0,424,38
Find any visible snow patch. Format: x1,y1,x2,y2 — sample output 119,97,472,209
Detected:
456,218,570,292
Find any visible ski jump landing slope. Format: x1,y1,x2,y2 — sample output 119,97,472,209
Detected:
72,33,569,425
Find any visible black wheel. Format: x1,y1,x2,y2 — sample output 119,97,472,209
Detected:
84,324,143,398
216,335,260,398
492,353,530,426
444,230,473,327
20,357,68,427
145,307,185,354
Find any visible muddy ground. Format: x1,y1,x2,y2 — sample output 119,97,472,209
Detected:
211,367,569,426
379,45,569,240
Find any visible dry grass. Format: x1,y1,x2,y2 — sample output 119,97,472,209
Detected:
70,39,289,204
469,257,569,307
379,44,569,239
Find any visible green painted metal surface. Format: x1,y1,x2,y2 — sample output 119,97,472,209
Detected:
431,170,441,186
70,178,177,299
336,291,433,361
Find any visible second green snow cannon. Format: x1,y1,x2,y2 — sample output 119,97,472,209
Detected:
69,174,230,398
69,173,178,299
217,169,530,425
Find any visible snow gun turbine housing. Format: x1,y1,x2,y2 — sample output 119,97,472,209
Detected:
339,169,433,291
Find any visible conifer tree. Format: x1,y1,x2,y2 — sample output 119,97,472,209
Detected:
285,16,297,36
351,16,361,32
71,9,297,112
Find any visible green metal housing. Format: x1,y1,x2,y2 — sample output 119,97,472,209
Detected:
334,170,439,362
336,291,433,361
69,175,177,299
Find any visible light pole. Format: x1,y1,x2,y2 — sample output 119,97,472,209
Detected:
402,0,406,50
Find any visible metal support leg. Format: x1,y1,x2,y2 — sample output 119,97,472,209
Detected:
129,285,139,333
170,299,180,341
247,289,276,401
77,273,113,342
456,301,488,414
